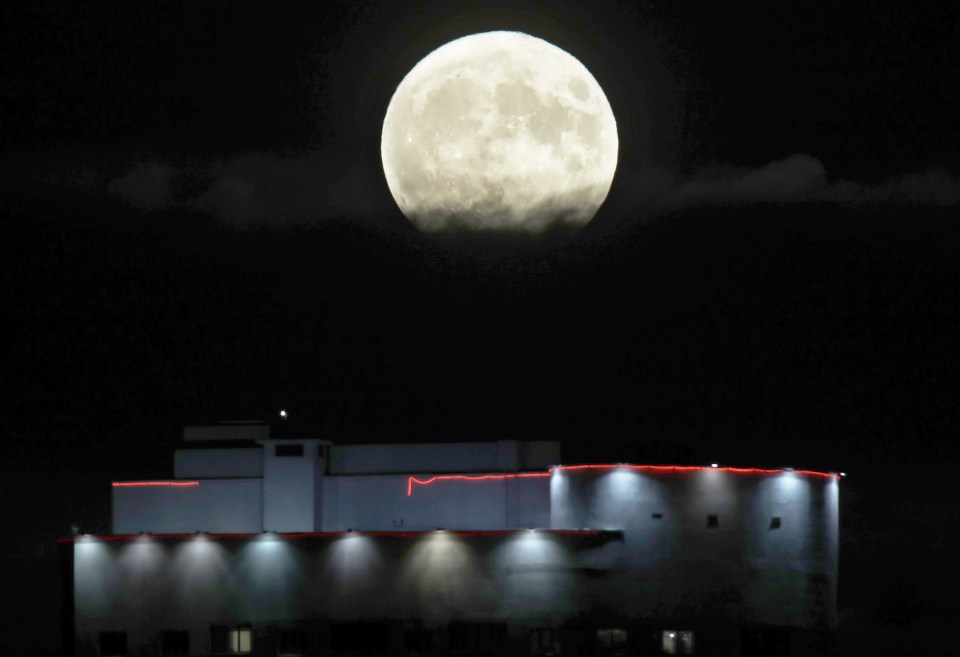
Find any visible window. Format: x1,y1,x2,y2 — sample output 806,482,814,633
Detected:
662,631,694,655
275,444,304,457
652,513,664,519
448,622,506,653
211,625,252,654
597,628,628,652
98,631,127,656
476,623,507,653
403,625,432,654
530,628,560,656
770,517,782,529
740,628,790,656
707,514,719,528
330,621,391,652
448,622,470,652
278,630,307,656
231,626,252,653
160,630,189,656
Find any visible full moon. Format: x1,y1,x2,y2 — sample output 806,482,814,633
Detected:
381,31,618,234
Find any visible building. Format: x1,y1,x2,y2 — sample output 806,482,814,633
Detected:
62,423,841,656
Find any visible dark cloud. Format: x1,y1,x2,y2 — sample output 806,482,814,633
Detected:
624,155,960,215
100,152,385,228
829,169,960,207
668,154,827,205
95,151,960,229
105,161,176,211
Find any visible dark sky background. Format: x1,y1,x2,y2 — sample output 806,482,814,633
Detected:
3,1,959,654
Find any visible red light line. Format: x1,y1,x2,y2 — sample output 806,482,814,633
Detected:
112,481,200,487
407,472,550,496
550,464,838,479
406,464,838,495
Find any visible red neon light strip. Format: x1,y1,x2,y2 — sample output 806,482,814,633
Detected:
551,465,839,479
112,481,200,487
406,464,839,495
56,529,612,543
407,472,550,496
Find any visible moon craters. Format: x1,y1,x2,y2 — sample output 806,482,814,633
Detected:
381,31,618,234
568,77,591,102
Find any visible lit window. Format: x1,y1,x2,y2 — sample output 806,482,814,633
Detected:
231,626,252,653
98,631,127,656
211,625,252,654
662,630,694,655
531,628,560,655
160,630,189,656
278,630,306,656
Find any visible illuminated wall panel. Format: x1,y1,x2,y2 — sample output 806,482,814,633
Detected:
112,479,262,534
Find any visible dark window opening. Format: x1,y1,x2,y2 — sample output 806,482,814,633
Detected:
477,623,507,653
403,625,433,654
652,513,663,519
330,622,391,652
707,514,719,528
278,630,307,656
211,626,229,654
740,628,790,657
160,630,189,656
770,517,782,529
448,623,470,652
531,628,560,656
448,622,506,653
98,631,127,657
275,444,304,457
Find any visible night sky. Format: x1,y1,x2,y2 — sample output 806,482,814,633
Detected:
3,1,959,654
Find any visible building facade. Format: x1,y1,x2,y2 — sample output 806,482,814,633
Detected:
63,424,840,656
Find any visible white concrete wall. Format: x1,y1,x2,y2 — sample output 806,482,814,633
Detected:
112,479,262,534
73,531,606,657
115,442,560,537
321,474,551,532
174,448,263,478
550,467,839,629
331,442,506,474
261,440,325,532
